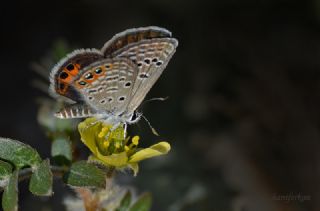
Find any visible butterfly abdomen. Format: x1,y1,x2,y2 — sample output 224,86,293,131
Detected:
55,105,96,119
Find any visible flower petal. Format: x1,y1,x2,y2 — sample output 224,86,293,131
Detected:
96,152,128,167
78,118,102,155
129,142,171,163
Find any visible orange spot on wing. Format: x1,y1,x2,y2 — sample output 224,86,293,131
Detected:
64,63,80,76
60,75,73,83
55,63,83,96
56,81,69,95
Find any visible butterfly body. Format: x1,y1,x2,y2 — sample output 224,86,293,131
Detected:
50,26,178,127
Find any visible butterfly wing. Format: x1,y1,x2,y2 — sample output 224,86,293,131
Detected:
52,26,177,121
117,38,177,114
71,58,138,117
102,27,178,114
49,48,103,103
101,26,172,56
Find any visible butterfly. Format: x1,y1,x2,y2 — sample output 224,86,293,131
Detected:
49,26,178,129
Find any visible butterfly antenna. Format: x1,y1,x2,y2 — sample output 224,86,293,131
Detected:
141,114,160,136
141,96,169,108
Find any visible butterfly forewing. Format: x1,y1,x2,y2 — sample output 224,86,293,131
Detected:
111,38,178,113
101,26,172,56
72,58,138,116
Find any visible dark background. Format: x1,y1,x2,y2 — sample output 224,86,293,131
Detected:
1,0,320,210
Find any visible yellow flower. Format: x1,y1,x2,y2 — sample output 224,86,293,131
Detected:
78,118,171,176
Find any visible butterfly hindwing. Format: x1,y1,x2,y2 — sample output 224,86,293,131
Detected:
49,49,103,102
72,58,138,116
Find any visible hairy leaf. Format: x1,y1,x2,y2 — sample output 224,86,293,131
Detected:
0,138,41,169
29,159,53,196
0,160,13,187
63,161,106,188
2,170,18,211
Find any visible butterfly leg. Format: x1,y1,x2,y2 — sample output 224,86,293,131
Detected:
123,123,127,139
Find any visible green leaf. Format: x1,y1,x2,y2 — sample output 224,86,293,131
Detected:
63,161,106,188
51,137,72,165
0,160,13,186
116,191,132,211
29,159,53,196
129,193,152,211
0,138,41,169
2,170,18,211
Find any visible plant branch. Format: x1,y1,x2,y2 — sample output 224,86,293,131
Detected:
106,166,115,178
0,165,68,192
18,165,68,182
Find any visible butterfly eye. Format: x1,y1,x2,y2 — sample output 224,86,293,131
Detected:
84,73,93,79
95,68,102,74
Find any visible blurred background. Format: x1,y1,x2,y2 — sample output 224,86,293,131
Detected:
1,0,320,210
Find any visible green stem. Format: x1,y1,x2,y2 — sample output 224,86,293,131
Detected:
106,166,115,178
0,165,68,192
